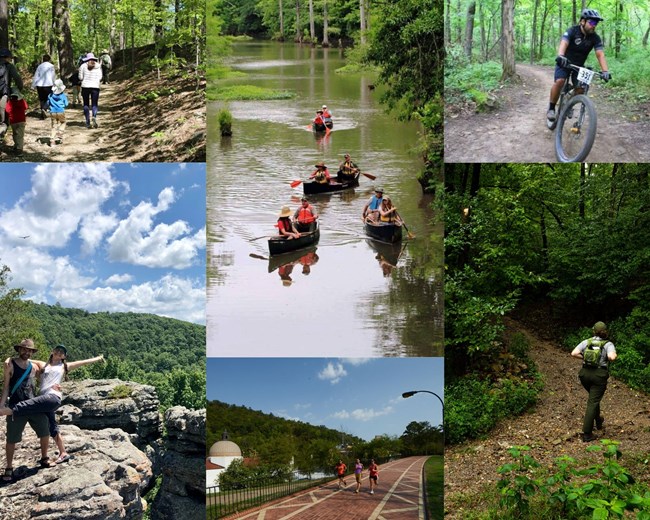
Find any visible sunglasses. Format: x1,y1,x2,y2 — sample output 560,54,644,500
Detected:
586,19,599,26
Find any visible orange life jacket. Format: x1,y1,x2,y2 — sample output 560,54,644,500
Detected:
297,207,315,223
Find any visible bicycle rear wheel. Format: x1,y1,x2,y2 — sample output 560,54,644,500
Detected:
555,95,597,163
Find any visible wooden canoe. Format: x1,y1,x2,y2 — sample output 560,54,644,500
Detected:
312,121,334,133
364,221,403,244
268,222,320,256
303,173,360,195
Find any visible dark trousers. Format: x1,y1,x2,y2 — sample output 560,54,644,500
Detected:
11,393,61,438
36,86,53,111
578,367,609,434
101,65,110,83
81,87,100,122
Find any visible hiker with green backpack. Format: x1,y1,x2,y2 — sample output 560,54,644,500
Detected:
571,321,617,442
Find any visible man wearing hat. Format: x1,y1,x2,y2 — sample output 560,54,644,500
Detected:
309,161,331,184
0,48,24,139
48,78,69,145
4,86,28,157
293,196,318,231
571,321,618,442
337,153,359,182
362,187,384,222
99,49,112,84
0,339,52,481
321,104,332,121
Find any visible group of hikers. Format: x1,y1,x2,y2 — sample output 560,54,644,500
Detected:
0,47,112,157
335,458,380,494
1,339,104,482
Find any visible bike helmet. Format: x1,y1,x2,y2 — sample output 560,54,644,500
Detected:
581,9,604,22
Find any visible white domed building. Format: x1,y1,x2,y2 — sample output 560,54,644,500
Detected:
206,431,243,490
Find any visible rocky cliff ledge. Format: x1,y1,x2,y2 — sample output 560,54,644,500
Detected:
0,379,205,519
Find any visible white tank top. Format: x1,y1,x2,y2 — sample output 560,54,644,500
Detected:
40,364,65,398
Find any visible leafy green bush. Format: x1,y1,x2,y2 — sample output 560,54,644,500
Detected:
218,109,233,136
444,44,501,106
109,384,133,399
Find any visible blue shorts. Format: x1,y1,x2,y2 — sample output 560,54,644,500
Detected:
554,65,579,83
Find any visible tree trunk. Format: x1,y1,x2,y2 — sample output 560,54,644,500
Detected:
279,0,284,40
52,0,75,77
463,2,476,61
643,22,650,47
308,0,315,42
614,1,623,58
295,0,301,42
530,0,539,64
501,0,516,81
359,0,366,45
322,0,329,47
479,3,486,60
579,163,586,218
110,1,117,52
445,0,451,45
0,0,7,50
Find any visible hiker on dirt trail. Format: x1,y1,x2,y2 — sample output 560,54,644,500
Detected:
48,79,69,145
99,50,112,84
79,53,102,129
547,8,610,122
4,86,28,158
67,69,81,108
32,54,56,120
0,48,24,140
0,339,53,482
571,321,617,442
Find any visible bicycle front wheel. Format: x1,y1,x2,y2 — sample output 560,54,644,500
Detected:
555,95,597,163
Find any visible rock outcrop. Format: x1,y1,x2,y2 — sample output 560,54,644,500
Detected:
0,379,205,520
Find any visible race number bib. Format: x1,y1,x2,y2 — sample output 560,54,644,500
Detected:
576,67,595,85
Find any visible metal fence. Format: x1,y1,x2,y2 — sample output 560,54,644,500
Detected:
206,473,334,520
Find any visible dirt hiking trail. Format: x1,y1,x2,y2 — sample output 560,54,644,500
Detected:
444,63,650,163
0,59,205,163
445,317,650,519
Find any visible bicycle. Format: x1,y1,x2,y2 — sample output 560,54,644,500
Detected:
546,62,607,163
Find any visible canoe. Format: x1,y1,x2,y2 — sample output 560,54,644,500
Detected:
364,221,403,244
312,121,334,132
268,222,320,256
303,173,360,195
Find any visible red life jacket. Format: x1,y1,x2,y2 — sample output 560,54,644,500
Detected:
322,110,331,118
277,217,293,233
297,206,315,223
314,115,324,125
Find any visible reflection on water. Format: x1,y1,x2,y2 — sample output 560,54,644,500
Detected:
208,41,443,357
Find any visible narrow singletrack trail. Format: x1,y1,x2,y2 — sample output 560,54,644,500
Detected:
444,63,650,163
224,456,429,520
445,318,650,519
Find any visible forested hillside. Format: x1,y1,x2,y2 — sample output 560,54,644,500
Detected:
444,163,650,443
0,0,205,162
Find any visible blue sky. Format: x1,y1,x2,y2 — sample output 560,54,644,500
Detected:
207,357,444,441
0,163,206,324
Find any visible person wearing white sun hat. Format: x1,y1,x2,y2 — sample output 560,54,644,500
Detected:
47,79,69,145
79,52,103,129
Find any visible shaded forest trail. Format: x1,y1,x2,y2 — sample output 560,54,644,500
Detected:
444,63,650,163
445,317,650,519
1,54,206,163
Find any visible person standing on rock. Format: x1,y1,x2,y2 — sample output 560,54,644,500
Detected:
0,48,24,140
0,339,53,481
79,52,103,129
571,321,617,442
31,54,57,120
0,345,104,465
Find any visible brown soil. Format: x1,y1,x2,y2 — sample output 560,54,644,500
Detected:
1,51,205,163
444,63,650,163
445,317,650,519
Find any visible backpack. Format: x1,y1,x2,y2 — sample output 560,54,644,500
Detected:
0,61,9,98
583,339,607,368
101,54,111,68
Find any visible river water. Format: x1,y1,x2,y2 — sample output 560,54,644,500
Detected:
207,41,442,357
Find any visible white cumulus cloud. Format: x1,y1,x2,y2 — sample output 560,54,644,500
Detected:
331,407,394,422
318,362,348,384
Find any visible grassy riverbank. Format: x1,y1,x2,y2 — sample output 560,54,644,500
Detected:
208,85,296,101
425,455,444,520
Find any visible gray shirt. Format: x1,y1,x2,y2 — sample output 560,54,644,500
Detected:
575,336,616,368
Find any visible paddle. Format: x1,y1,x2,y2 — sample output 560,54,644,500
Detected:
361,172,377,181
325,125,331,136
248,235,272,242
249,253,269,260
290,179,303,188
396,212,415,239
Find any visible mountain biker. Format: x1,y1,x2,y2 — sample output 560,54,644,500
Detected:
547,8,610,122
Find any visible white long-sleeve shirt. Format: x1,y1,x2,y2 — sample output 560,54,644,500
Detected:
79,62,103,89
32,61,56,88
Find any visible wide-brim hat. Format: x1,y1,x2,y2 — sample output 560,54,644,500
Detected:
83,52,98,62
52,79,66,95
382,195,391,202
10,86,23,100
279,205,292,217
374,187,384,193
315,161,326,168
14,339,37,352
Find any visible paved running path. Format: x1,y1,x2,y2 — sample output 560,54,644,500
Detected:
224,456,429,520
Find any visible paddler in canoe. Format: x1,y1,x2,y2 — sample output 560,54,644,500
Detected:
362,187,384,223
337,153,360,182
309,161,331,185
276,205,301,240
293,197,318,232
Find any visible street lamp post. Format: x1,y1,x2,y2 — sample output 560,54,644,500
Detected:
402,390,444,417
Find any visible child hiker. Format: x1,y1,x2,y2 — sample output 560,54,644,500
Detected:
4,86,27,158
48,79,69,145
